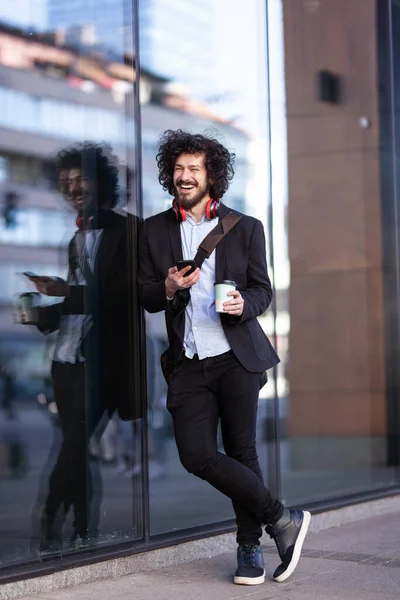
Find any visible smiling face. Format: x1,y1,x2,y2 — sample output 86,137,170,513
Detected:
173,152,212,210
60,168,95,214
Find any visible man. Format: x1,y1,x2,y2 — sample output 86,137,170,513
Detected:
138,129,311,585
29,142,136,548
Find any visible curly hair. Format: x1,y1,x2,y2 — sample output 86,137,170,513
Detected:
54,141,120,208
156,130,235,198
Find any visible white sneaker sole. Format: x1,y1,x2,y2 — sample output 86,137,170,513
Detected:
274,511,311,583
234,569,265,585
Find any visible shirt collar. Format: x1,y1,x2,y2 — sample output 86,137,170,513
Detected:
185,213,216,226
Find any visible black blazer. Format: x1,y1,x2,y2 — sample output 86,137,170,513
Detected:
138,202,280,374
38,211,137,420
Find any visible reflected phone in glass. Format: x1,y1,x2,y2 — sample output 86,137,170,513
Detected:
22,271,39,278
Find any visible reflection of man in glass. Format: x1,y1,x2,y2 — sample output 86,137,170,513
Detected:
29,142,134,549
138,130,311,585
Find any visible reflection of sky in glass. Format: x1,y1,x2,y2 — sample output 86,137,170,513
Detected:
0,0,47,30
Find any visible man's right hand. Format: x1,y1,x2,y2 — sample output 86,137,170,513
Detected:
165,265,200,298
29,276,70,297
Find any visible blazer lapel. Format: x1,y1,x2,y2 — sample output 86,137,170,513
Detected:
216,202,230,281
168,213,183,264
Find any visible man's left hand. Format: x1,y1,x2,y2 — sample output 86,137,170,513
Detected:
223,290,244,316
29,276,70,297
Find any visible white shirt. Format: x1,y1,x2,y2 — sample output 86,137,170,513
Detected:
54,229,103,363
181,214,231,360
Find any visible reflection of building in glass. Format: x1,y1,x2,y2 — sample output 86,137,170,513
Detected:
47,0,127,58
139,0,216,89
47,0,250,210
48,0,216,89
0,21,248,340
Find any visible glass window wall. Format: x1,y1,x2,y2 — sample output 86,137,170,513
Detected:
139,0,279,536
0,0,143,572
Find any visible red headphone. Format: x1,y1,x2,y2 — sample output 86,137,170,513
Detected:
172,198,220,222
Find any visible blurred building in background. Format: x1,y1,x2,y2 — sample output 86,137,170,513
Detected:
0,18,247,379
48,0,217,92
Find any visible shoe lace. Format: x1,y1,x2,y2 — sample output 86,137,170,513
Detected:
265,524,284,557
240,545,257,567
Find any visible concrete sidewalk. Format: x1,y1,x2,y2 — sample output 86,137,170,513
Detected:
16,512,400,600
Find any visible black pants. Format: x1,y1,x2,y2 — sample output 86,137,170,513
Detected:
167,350,283,546
45,361,105,536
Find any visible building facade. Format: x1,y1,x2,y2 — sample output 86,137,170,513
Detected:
0,0,399,586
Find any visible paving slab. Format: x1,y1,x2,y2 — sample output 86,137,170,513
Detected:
15,556,400,600
14,512,400,600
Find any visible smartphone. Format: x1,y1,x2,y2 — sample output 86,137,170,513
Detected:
22,271,39,278
176,260,196,277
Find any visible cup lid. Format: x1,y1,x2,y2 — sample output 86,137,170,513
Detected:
214,280,236,287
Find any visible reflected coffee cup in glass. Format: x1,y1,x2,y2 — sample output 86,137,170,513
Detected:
214,280,237,313
18,292,41,324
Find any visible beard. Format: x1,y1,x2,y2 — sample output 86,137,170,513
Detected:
67,194,97,215
174,180,211,210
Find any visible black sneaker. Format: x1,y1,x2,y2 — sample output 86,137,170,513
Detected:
265,509,311,582
233,544,265,585
38,508,62,553
71,527,99,546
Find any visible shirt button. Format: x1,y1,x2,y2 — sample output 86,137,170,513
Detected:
194,327,198,331
194,306,198,310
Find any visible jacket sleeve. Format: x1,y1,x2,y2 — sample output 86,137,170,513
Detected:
229,219,273,324
138,220,169,313
37,303,63,334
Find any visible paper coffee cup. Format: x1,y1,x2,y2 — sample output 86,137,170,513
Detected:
214,280,237,313
18,292,41,324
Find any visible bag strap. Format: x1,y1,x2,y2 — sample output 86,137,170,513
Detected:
194,211,241,269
